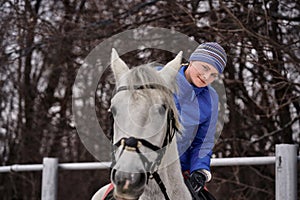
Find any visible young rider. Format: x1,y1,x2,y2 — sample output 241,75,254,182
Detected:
175,42,227,194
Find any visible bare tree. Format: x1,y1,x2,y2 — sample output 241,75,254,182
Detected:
0,0,299,199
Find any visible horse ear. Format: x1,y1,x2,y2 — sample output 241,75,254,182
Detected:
158,51,183,89
111,48,129,85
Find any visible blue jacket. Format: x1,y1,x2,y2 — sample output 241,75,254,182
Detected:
175,65,218,173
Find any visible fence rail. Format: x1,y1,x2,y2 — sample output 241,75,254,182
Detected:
0,144,298,200
0,162,112,173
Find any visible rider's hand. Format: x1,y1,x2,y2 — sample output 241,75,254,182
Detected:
190,170,206,193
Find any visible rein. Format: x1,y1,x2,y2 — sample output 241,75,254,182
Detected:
111,84,178,200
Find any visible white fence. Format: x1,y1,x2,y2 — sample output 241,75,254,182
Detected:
0,144,298,200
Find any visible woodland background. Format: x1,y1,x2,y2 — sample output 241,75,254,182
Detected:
0,0,299,199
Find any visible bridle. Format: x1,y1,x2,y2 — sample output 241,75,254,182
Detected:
110,84,179,200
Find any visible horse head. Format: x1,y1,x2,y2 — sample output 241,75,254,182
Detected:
109,49,182,200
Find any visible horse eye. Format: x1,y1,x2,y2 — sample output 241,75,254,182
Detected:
158,104,167,115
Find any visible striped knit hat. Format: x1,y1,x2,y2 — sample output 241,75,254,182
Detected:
189,42,227,73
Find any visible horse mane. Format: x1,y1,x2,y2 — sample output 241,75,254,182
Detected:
124,64,182,131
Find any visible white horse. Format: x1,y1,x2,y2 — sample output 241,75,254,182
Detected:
92,49,192,200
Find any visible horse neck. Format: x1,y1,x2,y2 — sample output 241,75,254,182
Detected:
140,137,192,200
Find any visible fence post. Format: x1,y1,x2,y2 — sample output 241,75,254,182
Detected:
275,144,298,200
41,157,58,200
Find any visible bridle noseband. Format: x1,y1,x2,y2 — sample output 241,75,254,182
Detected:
111,84,179,200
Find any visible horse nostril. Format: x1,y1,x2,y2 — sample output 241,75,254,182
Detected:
111,169,147,191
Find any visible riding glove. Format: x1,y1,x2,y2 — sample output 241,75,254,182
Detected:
190,170,206,193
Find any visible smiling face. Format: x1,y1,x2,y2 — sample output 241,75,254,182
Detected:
184,61,219,87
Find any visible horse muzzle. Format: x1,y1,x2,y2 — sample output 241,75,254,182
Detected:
111,169,147,199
